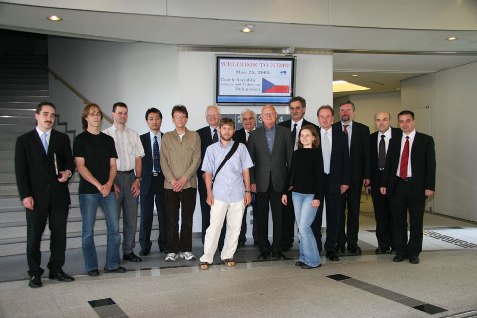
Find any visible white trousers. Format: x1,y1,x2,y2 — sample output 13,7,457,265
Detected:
200,199,245,263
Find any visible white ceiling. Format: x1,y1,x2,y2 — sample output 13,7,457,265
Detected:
1,1,477,98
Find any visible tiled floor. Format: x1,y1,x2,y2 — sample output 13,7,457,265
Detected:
1,198,477,317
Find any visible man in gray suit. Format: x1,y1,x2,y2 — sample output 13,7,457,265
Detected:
247,105,293,260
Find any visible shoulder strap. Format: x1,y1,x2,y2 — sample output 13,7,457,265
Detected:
212,141,240,184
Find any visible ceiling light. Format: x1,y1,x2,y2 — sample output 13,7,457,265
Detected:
351,74,358,77
332,80,370,93
241,25,254,33
47,15,62,21
447,36,458,41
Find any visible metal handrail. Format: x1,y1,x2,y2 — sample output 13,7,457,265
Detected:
46,66,113,124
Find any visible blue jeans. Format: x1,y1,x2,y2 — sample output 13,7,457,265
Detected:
79,193,120,271
292,192,321,267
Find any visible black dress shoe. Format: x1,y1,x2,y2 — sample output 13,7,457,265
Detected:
28,276,42,288
295,261,305,266
409,256,420,264
326,252,340,262
375,247,387,254
123,253,142,262
87,269,100,276
257,252,270,260
139,249,150,256
349,246,362,256
336,247,345,255
104,266,127,273
301,264,322,269
393,255,407,262
49,271,75,282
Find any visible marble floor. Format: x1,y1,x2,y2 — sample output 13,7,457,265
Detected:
1,198,477,318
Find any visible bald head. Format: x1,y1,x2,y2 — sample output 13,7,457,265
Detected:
374,111,391,133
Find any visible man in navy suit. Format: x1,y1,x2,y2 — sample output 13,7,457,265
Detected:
196,105,221,244
139,108,167,256
367,112,401,254
15,102,75,288
278,96,318,251
248,105,293,260
311,105,350,262
380,110,436,264
333,100,371,255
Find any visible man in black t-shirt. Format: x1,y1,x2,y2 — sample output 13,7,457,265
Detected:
73,103,126,276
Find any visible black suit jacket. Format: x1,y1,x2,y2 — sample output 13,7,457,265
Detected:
370,127,401,187
15,129,74,209
333,121,371,187
319,126,351,194
233,128,247,144
279,119,318,147
247,125,293,192
196,126,217,176
140,131,163,196
381,131,436,199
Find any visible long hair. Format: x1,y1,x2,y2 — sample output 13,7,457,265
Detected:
297,124,320,149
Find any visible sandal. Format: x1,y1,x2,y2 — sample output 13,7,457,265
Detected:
199,262,210,270
223,259,235,267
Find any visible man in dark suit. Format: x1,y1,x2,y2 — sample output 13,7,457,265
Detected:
367,112,401,254
278,96,318,251
232,108,257,247
380,110,436,264
196,105,221,244
247,105,293,260
139,108,167,256
15,102,75,288
333,100,371,255
311,105,350,262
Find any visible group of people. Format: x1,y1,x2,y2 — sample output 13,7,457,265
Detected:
14,96,435,288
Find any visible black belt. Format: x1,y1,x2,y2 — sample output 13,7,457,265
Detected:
397,176,412,182
152,172,161,176
117,170,134,174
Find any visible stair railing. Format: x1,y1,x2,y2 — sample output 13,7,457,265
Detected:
46,66,113,124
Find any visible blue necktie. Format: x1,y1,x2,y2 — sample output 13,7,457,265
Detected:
153,136,160,172
212,128,218,142
41,132,48,154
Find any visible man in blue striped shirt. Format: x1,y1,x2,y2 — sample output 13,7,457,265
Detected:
199,118,253,269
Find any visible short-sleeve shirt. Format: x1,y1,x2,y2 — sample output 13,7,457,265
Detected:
73,131,118,194
201,141,253,203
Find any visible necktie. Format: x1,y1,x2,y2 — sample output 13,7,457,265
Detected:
343,124,349,135
245,130,249,143
322,131,331,174
378,134,386,170
291,123,297,150
41,132,48,154
153,135,160,172
212,128,219,142
399,136,410,179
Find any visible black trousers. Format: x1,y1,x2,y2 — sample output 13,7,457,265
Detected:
390,178,425,257
197,176,211,244
281,191,295,249
139,173,167,252
311,174,340,254
370,175,393,250
26,204,69,277
255,182,284,253
337,184,361,249
164,187,197,253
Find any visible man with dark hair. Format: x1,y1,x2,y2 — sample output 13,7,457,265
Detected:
380,110,436,264
279,96,318,251
103,102,145,263
367,112,401,254
74,103,126,276
139,108,167,256
196,105,221,244
199,118,253,269
160,105,201,262
311,105,350,262
333,100,371,255
15,102,75,288
248,105,293,260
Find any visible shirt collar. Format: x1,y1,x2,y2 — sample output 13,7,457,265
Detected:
36,127,52,136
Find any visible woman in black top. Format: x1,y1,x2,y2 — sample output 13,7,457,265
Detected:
282,125,323,269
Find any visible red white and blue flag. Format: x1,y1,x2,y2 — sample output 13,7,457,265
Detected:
262,77,290,93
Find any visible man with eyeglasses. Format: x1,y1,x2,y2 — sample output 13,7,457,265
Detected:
15,101,75,288
160,105,201,262
247,105,293,260
74,103,126,276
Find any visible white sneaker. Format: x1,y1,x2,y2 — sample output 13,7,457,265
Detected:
165,253,178,262
179,252,196,261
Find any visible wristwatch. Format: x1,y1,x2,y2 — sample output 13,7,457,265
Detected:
135,176,142,181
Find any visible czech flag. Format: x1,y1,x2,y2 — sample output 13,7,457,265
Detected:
262,77,290,93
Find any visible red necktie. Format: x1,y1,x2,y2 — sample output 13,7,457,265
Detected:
343,125,349,135
399,136,410,179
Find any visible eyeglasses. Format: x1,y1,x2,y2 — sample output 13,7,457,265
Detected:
261,112,276,117
88,112,102,117
173,115,187,120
